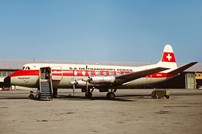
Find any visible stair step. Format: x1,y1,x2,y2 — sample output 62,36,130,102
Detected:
39,81,52,101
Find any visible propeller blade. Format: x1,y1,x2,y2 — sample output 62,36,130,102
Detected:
86,65,88,95
73,84,75,96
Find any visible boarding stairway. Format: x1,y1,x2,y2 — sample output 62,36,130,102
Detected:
39,79,53,101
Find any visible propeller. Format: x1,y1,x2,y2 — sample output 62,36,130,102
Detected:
85,65,89,97
72,81,75,96
72,69,78,96
71,65,91,98
85,65,92,98
70,80,77,96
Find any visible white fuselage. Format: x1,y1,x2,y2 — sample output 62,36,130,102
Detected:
8,44,196,96
10,63,175,89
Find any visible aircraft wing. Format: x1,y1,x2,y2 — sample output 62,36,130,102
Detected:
114,67,169,85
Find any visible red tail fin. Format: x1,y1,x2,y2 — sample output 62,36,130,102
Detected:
158,44,177,72
161,45,176,63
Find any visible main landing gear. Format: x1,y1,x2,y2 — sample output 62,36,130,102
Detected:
106,89,117,100
85,92,92,98
106,92,115,100
84,87,94,98
83,87,117,100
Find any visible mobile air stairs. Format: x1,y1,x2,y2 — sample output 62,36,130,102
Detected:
29,67,53,101
38,67,53,101
38,79,53,101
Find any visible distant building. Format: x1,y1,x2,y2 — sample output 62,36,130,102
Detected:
0,69,18,89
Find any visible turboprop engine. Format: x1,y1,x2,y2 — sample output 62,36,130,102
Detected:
89,76,115,84
70,79,93,87
70,76,116,87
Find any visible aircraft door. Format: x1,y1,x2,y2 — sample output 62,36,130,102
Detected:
40,67,51,80
51,66,63,80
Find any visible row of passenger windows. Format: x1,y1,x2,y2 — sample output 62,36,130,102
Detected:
73,70,126,76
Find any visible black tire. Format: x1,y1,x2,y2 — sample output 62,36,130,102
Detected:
107,92,115,100
28,94,35,99
85,92,92,98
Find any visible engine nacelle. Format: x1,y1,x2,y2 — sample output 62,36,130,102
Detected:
70,80,92,87
89,76,115,84
77,80,88,86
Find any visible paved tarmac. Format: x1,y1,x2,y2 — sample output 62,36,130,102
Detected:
0,89,202,134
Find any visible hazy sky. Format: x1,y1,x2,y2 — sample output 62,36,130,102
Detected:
0,0,201,63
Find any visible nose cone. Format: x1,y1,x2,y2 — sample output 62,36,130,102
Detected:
8,70,22,86
4,76,11,87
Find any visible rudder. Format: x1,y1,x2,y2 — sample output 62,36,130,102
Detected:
158,44,177,71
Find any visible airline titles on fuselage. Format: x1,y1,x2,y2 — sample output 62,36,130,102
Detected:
68,67,133,72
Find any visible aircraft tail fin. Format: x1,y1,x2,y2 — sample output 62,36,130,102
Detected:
157,45,197,74
157,44,178,72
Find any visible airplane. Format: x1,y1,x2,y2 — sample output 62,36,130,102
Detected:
6,44,197,99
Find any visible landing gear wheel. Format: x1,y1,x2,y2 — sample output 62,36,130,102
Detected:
107,92,115,100
28,94,35,99
85,92,92,98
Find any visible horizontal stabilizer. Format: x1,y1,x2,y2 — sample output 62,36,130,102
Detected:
168,62,197,74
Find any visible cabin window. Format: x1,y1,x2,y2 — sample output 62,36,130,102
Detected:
95,71,100,76
88,71,92,76
109,71,114,76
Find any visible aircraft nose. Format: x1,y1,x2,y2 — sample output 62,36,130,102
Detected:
4,76,11,87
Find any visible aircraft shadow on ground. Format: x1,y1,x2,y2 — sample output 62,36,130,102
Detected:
57,94,152,101
0,96,134,102
0,97,29,99
0,94,151,101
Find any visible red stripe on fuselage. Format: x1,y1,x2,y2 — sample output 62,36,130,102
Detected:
144,73,177,78
10,69,177,78
9,70,40,77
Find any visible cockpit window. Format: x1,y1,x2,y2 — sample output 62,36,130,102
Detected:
22,66,30,70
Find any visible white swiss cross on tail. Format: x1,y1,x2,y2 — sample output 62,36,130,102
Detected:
166,54,172,61
157,44,178,72
161,45,176,63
